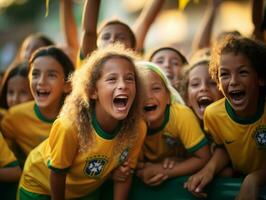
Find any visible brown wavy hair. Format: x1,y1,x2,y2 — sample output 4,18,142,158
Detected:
60,44,143,152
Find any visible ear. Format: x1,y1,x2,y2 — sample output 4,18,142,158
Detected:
63,82,72,94
90,88,98,100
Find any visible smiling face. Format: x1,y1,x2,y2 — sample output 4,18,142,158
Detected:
7,75,33,108
151,49,184,86
219,53,262,118
97,24,133,49
91,57,136,128
187,63,223,120
29,56,69,111
143,71,170,129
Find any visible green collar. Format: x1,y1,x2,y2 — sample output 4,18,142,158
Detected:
148,104,170,135
34,104,55,124
225,96,264,125
92,110,122,140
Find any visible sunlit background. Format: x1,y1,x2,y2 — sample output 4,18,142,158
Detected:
0,0,252,72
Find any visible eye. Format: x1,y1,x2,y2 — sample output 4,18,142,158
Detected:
101,33,110,41
31,70,40,78
155,59,163,65
208,79,217,87
239,70,249,76
106,75,117,82
7,89,14,95
219,71,229,79
125,74,135,82
189,80,200,88
48,72,57,78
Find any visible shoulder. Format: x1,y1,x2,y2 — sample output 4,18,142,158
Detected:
205,98,226,116
5,101,34,116
170,102,196,119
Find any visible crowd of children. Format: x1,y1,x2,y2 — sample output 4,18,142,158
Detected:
0,0,265,200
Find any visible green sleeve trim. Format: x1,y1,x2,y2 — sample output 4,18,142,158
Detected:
47,160,69,173
187,137,208,153
4,160,19,168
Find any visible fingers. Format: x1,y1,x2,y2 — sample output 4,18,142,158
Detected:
145,173,168,186
163,158,175,169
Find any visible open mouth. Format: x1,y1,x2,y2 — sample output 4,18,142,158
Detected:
113,96,128,109
144,104,157,112
229,90,245,103
36,90,50,98
197,97,213,112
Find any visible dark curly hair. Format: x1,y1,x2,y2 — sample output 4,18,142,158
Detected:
209,36,266,88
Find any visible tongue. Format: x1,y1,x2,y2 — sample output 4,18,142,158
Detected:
199,105,206,113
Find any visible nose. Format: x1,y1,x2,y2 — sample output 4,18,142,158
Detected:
117,78,126,90
109,35,116,44
199,81,208,92
37,74,45,85
163,60,171,70
229,74,238,86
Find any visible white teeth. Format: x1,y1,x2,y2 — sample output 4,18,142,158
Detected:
198,96,211,101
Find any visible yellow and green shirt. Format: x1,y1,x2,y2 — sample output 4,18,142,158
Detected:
0,132,18,168
204,97,266,174
1,101,54,156
141,102,208,162
20,114,146,199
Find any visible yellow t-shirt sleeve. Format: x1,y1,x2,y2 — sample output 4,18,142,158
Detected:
1,110,15,140
48,118,79,172
0,133,18,167
176,107,207,153
128,120,147,169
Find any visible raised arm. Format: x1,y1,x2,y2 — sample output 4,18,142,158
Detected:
132,0,165,52
192,0,222,52
60,0,79,58
80,0,100,58
251,0,264,41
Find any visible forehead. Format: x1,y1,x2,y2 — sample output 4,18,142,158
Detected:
101,57,135,73
8,75,28,86
100,23,131,35
31,56,64,72
151,49,182,61
220,52,251,69
146,71,165,85
189,63,209,78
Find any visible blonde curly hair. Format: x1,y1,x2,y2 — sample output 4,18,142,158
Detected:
60,44,143,152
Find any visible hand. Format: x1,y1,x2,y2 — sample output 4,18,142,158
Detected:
112,161,131,182
235,174,259,200
184,168,214,198
136,162,168,186
162,157,175,169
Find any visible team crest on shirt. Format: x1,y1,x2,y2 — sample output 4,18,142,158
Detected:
163,132,180,147
119,148,129,164
83,156,108,178
253,125,266,148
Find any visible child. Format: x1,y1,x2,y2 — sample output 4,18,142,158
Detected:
180,57,223,122
0,132,21,200
1,46,74,164
184,36,266,200
80,0,164,58
149,47,188,90
18,45,146,200
133,61,210,186
0,62,33,110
